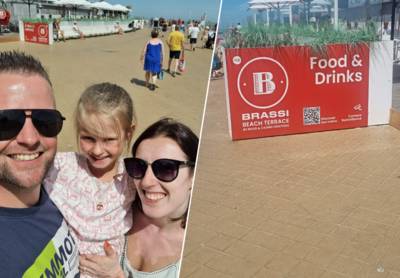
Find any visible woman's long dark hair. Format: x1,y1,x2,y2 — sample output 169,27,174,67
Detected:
131,118,198,228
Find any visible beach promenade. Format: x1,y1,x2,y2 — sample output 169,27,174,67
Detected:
0,28,213,150
181,79,400,277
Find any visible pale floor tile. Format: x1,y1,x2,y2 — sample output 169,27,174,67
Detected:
241,230,295,252
326,255,369,277
224,240,276,265
179,258,201,277
305,247,341,268
265,254,301,275
181,79,400,277
186,266,232,278
184,245,224,264
388,272,400,278
286,261,326,278
204,252,264,278
320,271,351,278
283,242,318,260
252,267,286,278
204,234,238,252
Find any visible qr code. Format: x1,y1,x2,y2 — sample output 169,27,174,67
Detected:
303,107,320,125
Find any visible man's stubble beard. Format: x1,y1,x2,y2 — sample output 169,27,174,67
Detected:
0,155,55,195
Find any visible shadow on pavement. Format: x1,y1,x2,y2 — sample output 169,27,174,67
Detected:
130,78,147,87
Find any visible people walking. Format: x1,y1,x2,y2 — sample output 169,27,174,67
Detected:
167,25,184,77
141,29,164,91
188,22,200,51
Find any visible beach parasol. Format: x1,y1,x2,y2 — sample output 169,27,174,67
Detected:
311,0,332,6
54,0,92,19
249,0,300,25
54,0,92,8
248,3,269,24
91,1,116,18
113,4,130,12
91,1,116,11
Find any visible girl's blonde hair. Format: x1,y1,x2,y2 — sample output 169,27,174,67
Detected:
75,82,136,149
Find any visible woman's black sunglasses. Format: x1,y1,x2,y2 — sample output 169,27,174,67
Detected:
0,109,65,141
124,157,195,182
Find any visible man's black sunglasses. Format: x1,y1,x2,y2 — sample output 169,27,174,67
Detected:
124,157,195,182
0,109,65,141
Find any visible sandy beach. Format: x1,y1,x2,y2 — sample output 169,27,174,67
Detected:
0,28,213,151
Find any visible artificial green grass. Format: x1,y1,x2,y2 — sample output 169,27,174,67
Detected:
223,22,379,50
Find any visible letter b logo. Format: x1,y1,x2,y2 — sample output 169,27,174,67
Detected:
253,72,275,95
237,57,288,109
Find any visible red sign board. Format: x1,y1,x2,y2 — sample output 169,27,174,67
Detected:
24,22,50,45
225,44,370,140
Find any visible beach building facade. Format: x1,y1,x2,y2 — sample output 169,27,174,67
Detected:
4,0,131,31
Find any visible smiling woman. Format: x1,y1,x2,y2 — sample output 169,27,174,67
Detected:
80,118,199,278
128,118,198,228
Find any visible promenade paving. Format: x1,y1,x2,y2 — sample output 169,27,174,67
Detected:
0,28,213,149
181,79,400,277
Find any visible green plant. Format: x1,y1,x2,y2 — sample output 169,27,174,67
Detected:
223,22,379,50
22,18,53,24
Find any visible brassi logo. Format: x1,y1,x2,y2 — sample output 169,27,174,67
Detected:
237,57,289,109
38,25,48,38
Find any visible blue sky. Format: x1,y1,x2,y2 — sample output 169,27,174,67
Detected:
219,0,251,30
105,0,221,22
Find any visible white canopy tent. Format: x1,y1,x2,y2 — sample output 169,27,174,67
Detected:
54,0,93,8
310,5,329,13
249,0,300,25
113,4,130,12
311,0,332,6
249,0,338,28
91,1,115,10
54,0,93,19
249,0,301,10
91,1,118,18
248,4,269,25
53,0,130,19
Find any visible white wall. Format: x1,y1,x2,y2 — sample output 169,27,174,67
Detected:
368,40,394,125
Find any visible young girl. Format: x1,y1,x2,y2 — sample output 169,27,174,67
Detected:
44,83,136,262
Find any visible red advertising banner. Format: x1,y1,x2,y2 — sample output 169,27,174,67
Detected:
24,22,50,45
225,44,370,140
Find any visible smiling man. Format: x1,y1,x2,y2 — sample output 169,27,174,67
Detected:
0,51,80,277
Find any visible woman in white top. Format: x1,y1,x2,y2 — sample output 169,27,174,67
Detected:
80,118,198,278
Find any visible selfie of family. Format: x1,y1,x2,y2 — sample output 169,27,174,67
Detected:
0,51,198,278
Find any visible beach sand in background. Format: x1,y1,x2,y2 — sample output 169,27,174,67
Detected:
0,28,213,151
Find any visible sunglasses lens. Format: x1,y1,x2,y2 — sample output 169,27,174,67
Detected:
125,158,148,179
152,159,179,182
32,110,64,137
0,110,25,141
125,158,189,182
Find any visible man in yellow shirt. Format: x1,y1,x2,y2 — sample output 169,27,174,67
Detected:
167,25,184,77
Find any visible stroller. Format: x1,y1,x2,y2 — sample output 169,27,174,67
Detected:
204,31,215,49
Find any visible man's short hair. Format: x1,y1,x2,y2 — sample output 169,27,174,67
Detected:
0,51,52,87
151,29,159,38
175,25,180,31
